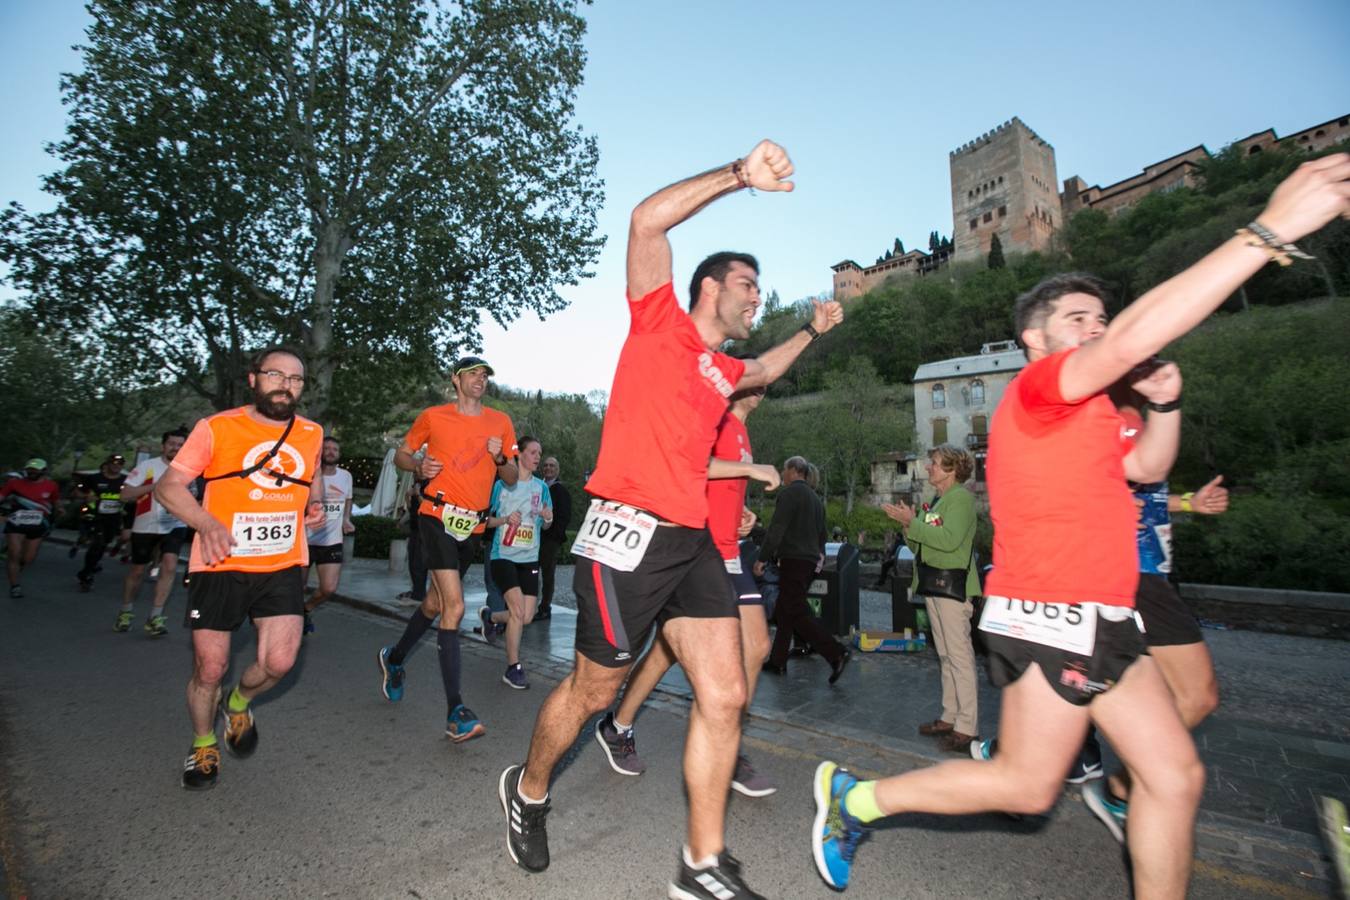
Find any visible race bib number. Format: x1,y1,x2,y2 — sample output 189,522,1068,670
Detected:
571,500,658,572
9,509,44,527
724,556,743,575
440,504,480,541
98,499,123,514
979,596,1098,655
511,524,536,548
231,511,298,557
322,501,345,522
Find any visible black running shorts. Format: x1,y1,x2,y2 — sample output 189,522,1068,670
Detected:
1134,573,1204,647
186,567,305,631
574,525,736,668
416,514,479,576
130,528,190,565
490,558,540,596
308,542,345,566
4,520,50,540
982,600,1147,706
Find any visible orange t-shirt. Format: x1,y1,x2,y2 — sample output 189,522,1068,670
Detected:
402,403,517,528
172,408,324,573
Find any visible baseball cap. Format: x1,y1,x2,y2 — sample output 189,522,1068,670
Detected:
107,454,126,464
24,458,47,470
452,356,494,377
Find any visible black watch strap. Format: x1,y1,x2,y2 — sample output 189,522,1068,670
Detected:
801,322,820,340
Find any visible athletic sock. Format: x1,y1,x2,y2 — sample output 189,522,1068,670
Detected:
120,603,134,612
149,606,164,617
842,780,885,824
192,733,218,749
682,846,719,870
227,686,249,712
389,609,435,664
437,630,462,710
517,770,548,805
613,718,633,734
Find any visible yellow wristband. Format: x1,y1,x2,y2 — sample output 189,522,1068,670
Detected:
1179,492,1194,513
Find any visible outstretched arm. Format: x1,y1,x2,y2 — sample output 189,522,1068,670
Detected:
735,298,843,389
627,140,795,299
1059,154,1350,402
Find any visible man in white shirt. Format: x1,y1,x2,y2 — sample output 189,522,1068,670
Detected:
303,437,355,633
118,428,194,636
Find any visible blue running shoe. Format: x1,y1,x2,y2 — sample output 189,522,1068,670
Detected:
377,646,404,702
969,738,997,761
447,704,485,743
1082,780,1127,844
812,761,868,890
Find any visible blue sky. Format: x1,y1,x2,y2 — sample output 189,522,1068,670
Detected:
2,0,1348,396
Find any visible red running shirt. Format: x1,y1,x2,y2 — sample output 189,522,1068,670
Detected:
984,349,1139,607
706,411,752,560
585,282,746,528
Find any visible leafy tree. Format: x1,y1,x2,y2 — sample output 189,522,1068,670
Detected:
0,0,604,422
987,233,1006,269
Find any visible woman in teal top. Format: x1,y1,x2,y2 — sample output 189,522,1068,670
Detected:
479,436,553,690
883,444,981,752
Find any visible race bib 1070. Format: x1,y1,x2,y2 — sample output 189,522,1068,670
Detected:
978,596,1098,655
571,500,658,573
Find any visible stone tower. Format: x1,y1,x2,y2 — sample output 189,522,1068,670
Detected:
950,118,1062,263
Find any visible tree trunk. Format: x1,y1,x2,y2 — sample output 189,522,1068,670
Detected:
308,221,353,422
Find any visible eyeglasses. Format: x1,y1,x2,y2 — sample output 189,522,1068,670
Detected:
258,369,306,387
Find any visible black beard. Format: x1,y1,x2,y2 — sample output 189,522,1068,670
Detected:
254,387,297,421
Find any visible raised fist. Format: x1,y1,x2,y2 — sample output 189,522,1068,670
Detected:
742,140,795,193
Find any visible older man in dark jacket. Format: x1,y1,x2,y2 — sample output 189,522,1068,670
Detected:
535,456,572,620
754,456,850,682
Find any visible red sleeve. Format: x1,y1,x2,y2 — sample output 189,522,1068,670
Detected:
501,414,518,461
711,350,746,387
402,409,431,454
170,419,215,479
1015,349,1084,421
626,282,684,335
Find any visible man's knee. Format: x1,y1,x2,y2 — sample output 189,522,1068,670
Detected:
193,655,229,687
262,644,300,680
1183,677,1220,725
569,665,625,714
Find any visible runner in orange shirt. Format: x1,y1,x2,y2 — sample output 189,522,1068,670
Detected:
157,346,325,790
377,356,518,742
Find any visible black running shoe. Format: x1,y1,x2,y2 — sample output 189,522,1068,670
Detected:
181,743,221,791
499,764,550,873
669,849,765,900
219,694,259,758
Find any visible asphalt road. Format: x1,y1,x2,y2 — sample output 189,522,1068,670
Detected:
0,553,1298,899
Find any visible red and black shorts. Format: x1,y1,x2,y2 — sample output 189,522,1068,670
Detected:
1134,573,1204,647
574,525,736,668
308,542,345,566
981,599,1148,706
130,527,190,565
490,559,540,597
725,560,764,607
185,567,305,631
416,514,479,577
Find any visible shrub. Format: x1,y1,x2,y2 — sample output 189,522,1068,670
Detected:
353,515,404,560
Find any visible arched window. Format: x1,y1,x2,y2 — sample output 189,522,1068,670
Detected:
932,383,946,409
970,379,985,406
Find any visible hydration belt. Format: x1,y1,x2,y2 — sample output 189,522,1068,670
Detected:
203,416,313,489
417,480,486,524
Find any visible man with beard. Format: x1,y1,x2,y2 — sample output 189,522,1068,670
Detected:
156,347,325,790
74,454,128,591
2,459,63,598
499,139,842,900
377,356,517,743
302,436,355,634
117,427,195,635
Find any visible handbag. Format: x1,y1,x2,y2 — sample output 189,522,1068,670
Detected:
915,546,973,602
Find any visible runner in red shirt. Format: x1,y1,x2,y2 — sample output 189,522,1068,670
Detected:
499,140,843,900
2,458,63,598
157,346,326,791
811,154,1350,897
597,383,782,795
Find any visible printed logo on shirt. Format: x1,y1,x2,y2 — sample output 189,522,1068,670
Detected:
698,352,734,399
240,441,308,489
1121,426,1139,439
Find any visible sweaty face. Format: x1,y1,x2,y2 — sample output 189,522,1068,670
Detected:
163,436,186,462
711,261,761,341
249,353,304,421
1032,293,1108,356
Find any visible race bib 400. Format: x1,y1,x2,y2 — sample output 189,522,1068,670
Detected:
571,500,657,573
231,511,299,557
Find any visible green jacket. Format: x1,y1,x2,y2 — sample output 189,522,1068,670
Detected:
905,482,981,599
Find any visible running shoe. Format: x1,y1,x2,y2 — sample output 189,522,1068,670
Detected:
114,610,134,632
499,764,550,872
446,704,485,743
181,743,221,791
303,612,315,635
479,607,497,645
969,737,998,761
595,711,646,776
377,646,404,702
219,694,259,758
8,585,21,599
502,664,529,690
144,615,169,637
1066,739,1104,784
1082,780,1127,843
812,761,868,890
669,849,765,899
731,755,777,798
78,573,94,593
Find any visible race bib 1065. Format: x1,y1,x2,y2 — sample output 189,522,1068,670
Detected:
978,596,1098,655
571,500,658,572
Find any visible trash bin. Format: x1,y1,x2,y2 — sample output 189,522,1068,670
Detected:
889,545,918,632
808,542,860,637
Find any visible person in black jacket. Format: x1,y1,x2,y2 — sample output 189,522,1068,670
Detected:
754,455,850,682
535,456,572,620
